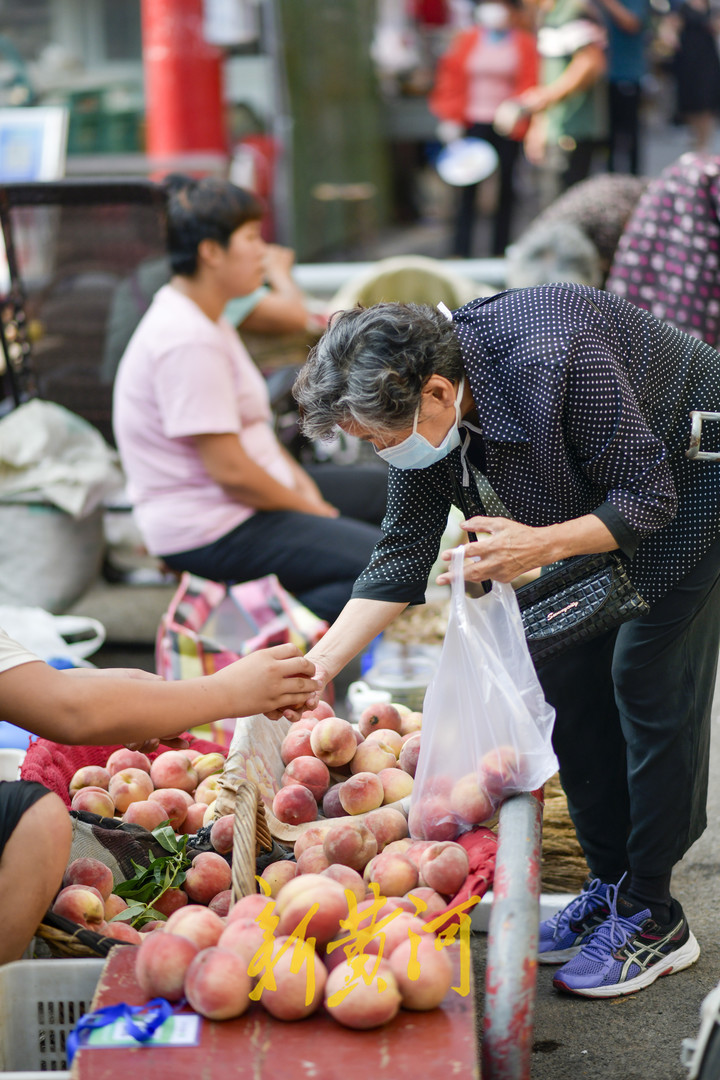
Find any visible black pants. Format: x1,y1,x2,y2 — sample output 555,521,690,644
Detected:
452,123,521,258
0,780,51,858
537,536,720,883
608,81,642,175
161,464,386,624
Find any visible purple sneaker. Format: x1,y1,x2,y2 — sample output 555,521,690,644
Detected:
552,886,700,998
538,878,611,964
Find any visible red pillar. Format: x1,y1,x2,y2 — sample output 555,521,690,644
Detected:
140,0,227,157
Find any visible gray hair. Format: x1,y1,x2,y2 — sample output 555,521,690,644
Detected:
293,303,463,439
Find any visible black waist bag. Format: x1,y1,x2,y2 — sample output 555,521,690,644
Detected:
515,551,650,665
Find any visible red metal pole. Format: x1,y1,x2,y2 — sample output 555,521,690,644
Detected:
140,0,227,157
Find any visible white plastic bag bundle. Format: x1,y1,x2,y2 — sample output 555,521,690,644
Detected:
409,547,559,841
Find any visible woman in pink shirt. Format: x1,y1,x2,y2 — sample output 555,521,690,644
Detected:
113,177,386,623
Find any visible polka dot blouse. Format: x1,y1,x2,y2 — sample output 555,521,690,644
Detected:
351,283,720,609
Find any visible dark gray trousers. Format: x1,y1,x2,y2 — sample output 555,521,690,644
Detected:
537,535,720,882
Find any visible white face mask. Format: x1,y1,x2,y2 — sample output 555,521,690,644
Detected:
375,377,466,470
475,2,510,30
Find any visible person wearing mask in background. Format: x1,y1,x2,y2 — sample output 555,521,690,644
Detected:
517,0,608,201
428,0,539,256
595,0,649,174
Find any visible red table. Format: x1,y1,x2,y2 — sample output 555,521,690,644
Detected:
71,944,480,1080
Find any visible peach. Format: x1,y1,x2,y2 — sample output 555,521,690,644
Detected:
135,931,200,1001
378,912,427,957
295,844,330,874
350,741,397,775
139,920,164,933
52,885,105,929
293,825,331,859
294,716,320,731
363,807,409,851
108,768,154,814
104,921,143,944
151,888,188,918
165,904,225,949
209,890,233,917
390,934,453,1010
399,711,423,736
358,703,402,739
226,893,275,925
364,729,404,758
71,786,116,818
210,814,234,855
219,915,266,968
106,748,151,776
307,701,335,720
183,851,232,905
63,857,114,900
60,882,105,905
322,785,348,818
425,774,454,797
324,956,401,1029
150,750,198,794
122,799,169,832
450,773,495,826
399,734,421,777
203,801,218,826
321,864,366,903
148,788,191,829
281,756,330,801
185,947,252,1020
176,748,203,764
404,887,448,922
195,776,222,805
191,752,226,783
408,795,459,842
418,842,469,898
383,838,413,856
281,726,314,764
69,765,111,794
275,874,349,946
272,784,318,825
323,821,378,872
480,745,522,798
178,802,208,834
378,768,414,804
259,934,328,1020
310,716,357,767
260,860,298,897
339,773,384,815
366,852,418,897
104,893,128,920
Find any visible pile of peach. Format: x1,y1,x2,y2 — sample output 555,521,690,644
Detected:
134,872,462,1029
68,746,229,835
273,701,422,826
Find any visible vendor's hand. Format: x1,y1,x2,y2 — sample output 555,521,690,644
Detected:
216,643,320,721
436,517,550,586
281,659,331,721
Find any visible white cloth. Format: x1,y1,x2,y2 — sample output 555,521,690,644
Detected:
0,628,40,675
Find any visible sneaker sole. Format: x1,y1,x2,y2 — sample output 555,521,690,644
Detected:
538,945,583,965
553,932,701,998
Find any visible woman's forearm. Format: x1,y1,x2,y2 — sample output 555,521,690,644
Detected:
306,597,408,681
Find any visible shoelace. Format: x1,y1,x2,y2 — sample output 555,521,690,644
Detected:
552,881,608,941
551,877,607,943
575,881,641,962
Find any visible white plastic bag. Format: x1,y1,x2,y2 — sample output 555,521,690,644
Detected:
409,547,558,841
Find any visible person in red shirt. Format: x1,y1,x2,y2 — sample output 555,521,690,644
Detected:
429,0,539,256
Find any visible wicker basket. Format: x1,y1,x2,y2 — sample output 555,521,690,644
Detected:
34,911,133,960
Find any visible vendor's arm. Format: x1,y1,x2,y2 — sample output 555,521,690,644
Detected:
193,432,337,517
0,643,320,742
